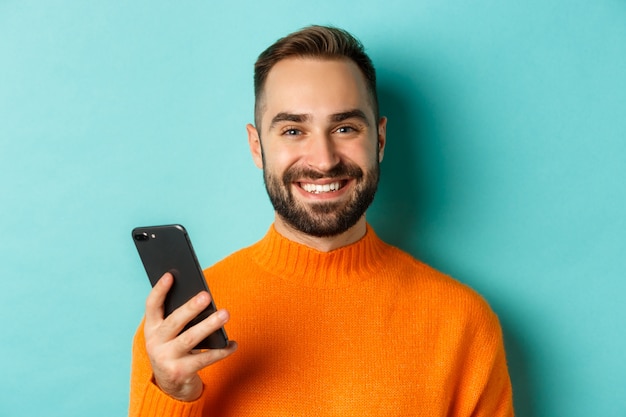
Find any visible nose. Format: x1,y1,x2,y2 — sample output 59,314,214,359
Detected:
305,133,340,173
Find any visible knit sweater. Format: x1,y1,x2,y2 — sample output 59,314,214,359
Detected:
129,224,513,416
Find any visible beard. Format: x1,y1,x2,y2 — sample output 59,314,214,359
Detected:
263,160,379,238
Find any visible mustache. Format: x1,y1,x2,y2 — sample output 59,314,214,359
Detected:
282,162,364,184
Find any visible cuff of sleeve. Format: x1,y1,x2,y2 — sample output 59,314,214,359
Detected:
140,380,205,417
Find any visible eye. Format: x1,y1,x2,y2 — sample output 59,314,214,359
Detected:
335,125,357,134
281,127,302,136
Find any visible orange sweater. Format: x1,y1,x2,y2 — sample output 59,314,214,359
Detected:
130,225,513,416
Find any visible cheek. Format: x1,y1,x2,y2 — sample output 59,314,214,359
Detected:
343,141,379,168
261,143,300,175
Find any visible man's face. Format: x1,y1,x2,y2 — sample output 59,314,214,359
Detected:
248,58,386,237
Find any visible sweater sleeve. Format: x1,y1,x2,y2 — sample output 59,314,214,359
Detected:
128,320,206,417
461,309,514,417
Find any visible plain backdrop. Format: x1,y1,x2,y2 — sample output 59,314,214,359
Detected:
1,1,625,416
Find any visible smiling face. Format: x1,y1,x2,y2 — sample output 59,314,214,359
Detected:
247,57,386,240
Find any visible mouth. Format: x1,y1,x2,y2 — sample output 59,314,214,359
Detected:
298,180,348,194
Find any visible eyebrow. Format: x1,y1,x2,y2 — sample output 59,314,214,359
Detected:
330,109,370,126
268,109,370,130
269,112,310,130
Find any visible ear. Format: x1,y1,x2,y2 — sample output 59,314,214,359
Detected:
246,123,264,169
377,116,387,163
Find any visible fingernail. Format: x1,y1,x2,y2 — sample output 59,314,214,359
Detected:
216,310,229,321
196,292,209,305
160,273,172,285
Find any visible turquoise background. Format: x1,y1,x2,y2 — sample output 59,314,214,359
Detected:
1,1,625,416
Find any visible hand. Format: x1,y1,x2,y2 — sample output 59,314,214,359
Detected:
143,272,238,402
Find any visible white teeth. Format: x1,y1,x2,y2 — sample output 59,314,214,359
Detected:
301,181,342,194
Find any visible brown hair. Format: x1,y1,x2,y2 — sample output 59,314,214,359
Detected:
253,25,379,128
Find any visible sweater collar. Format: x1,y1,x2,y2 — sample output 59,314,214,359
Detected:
249,223,390,288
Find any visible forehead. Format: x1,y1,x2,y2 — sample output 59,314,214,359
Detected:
260,57,374,125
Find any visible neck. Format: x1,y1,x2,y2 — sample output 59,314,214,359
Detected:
273,215,367,252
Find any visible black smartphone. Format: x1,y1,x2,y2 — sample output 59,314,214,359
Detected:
132,224,228,349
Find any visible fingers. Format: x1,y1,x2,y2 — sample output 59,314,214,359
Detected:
156,291,217,347
147,310,237,401
144,273,230,354
152,341,239,402
142,272,237,401
174,308,230,353
145,272,173,326
145,273,214,342
184,341,239,369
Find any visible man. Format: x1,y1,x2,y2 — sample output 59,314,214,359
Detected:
129,25,514,416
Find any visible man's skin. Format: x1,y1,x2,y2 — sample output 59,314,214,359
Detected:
143,57,387,402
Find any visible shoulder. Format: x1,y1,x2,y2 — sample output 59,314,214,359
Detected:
378,241,499,328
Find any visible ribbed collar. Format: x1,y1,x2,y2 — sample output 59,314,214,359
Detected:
248,223,391,289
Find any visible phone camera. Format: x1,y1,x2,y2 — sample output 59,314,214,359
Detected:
134,232,149,241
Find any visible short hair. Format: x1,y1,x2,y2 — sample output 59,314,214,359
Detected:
253,25,379,128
